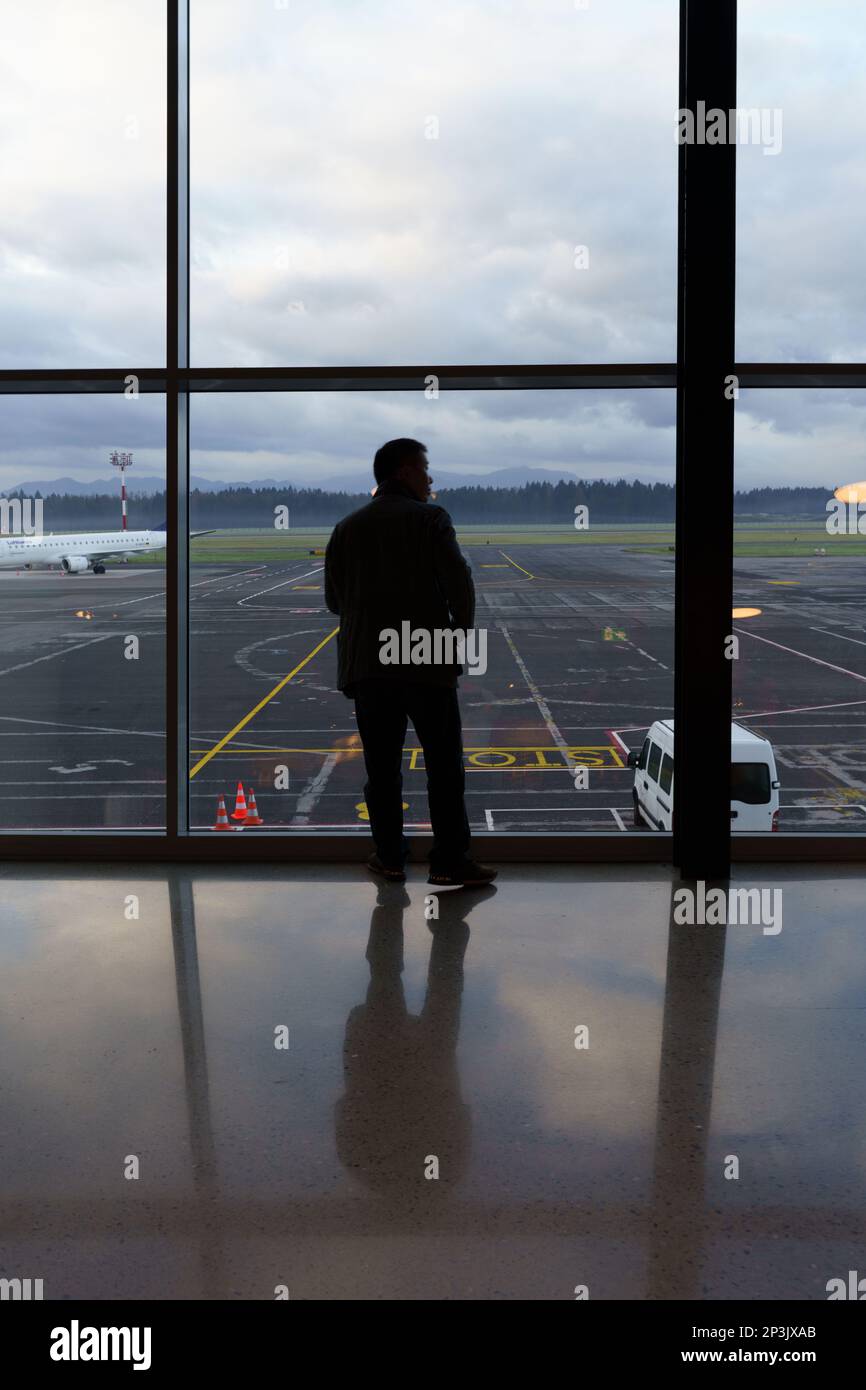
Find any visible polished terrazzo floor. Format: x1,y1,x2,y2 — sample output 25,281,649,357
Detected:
0,863,863,1300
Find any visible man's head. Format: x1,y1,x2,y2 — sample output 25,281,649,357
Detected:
373,438,432,502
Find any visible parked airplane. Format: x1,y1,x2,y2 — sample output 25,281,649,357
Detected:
0,523,209,574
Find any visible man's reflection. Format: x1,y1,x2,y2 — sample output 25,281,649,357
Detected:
336,883,495,1199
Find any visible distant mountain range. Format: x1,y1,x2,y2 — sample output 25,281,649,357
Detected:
6,465,659,497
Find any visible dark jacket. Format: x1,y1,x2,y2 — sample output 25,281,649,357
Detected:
324,480,475,696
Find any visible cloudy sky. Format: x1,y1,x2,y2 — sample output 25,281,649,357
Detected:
1,0,864,492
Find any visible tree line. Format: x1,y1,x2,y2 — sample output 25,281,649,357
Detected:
3,480,839,530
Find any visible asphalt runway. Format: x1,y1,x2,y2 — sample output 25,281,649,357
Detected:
0,544,864,834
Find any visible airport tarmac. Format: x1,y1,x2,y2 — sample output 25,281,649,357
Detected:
0,543,864,835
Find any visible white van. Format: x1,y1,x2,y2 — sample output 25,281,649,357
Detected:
627,720,780,832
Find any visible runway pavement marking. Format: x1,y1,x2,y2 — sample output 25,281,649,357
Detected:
292,749,343,825
190,746,364,756
188,625,339,779
809,626,866,649
484,805,632,820
190,743,625,770
735,627,866,684
0,632,115,678
628,642,671,671
238,565,323,607
409,744,624,771
499,551,534,579
610,808,628,832
607,728,632,758
191,568,265,587
101,589,167,609
497,621,584,775
736,698,866,719
0,715,164,738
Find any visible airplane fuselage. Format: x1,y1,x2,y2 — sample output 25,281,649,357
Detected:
0,529,165,573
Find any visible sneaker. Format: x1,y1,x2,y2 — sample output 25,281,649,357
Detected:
428,858,498,888
367,853,406,883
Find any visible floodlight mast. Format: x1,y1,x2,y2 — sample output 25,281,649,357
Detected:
110,450,133,531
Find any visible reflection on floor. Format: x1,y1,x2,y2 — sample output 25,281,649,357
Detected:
0,863,863,1301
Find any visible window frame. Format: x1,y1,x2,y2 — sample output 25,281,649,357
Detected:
0,0,864,869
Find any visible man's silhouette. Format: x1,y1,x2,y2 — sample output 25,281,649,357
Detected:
324,438,496,887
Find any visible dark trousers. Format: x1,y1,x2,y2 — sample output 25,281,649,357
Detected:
353,679,471,870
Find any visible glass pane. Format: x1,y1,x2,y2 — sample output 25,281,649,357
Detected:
0,393,166,829
737,1,866,361
190,0,678,366
734,388,866,833
0,1,167,368
188,388,676,836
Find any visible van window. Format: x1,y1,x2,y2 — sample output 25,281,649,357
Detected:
637,737,650,771
659,753,674,796
731,762,771,804
647,741,662,783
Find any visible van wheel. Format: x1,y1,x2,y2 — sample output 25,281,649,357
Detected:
633,791,645,827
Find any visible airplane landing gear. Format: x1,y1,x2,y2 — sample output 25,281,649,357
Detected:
92,563,106,575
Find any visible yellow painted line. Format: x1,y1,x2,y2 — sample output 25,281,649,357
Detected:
499,550,534,579
190,746,362,757
292,585,321,590
188,626,340,779
767,580,799,585
481,563,509,568
190,742,625,772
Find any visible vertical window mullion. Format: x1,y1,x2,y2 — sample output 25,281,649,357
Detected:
675,0,737,879
167,0,190,839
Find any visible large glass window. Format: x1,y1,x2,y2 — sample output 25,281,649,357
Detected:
0,1,167,368
733,389,866,834
190,0,678,366
0,393,166,830
0,2,861,859
188,388,675,834
737,1,866,361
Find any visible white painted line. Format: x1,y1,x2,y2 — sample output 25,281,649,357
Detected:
484,809,495,831
734,627,866,684
610,808,628,832
191,567,265,589
484,806,632,813
628,642,671,671
737,698,866,719
0,715,164,738
497,622,578,776
607,727,631,757
291,749,343,824
809,626,866,649
0,632,115,678
239,565,323,607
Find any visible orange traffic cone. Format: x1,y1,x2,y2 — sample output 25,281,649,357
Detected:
245,788,263,826
231,781,248,821
213,794,233,831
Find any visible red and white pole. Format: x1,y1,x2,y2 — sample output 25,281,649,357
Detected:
111,451,133,532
